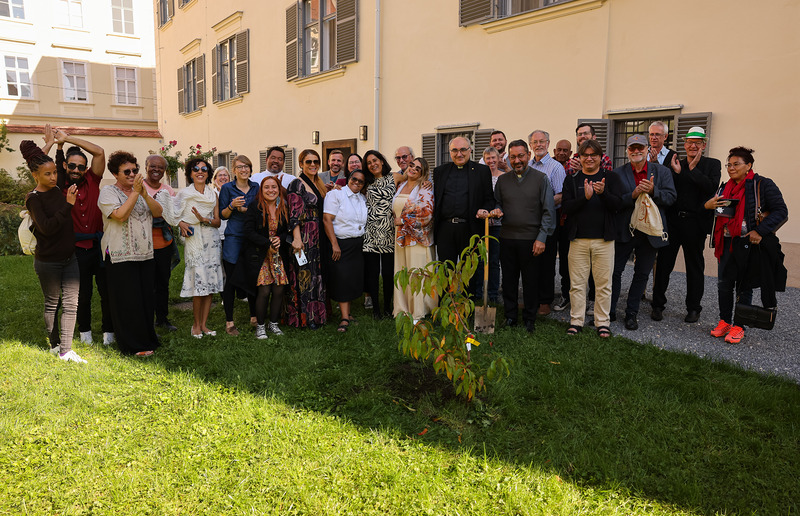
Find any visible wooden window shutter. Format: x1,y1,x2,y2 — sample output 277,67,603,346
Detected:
286,3,299,80
195,54,206,108
674,112,712,160
236,29,249,95
421,133,437,171
177,66,185,114
259,150,268,173
211,45,219,103
284,148,295,176
577,118,612,160
167,0,175,19
336,0,358,65
473,129,494,157
212,154,219,169
460,0,493,26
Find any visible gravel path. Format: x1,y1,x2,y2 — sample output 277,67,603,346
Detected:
544,262,800,383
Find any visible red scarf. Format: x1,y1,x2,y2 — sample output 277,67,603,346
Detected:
713,169,755,259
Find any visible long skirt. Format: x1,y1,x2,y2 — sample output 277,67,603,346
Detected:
393,243,437,320
328,236,364,303
105,257,160,354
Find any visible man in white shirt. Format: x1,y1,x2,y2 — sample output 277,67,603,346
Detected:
251,146,295,189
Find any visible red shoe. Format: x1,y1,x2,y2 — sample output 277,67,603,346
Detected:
710,320,732,338
724,326,745,344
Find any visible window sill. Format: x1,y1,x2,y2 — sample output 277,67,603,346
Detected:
179,0,198,11
0,95,36,101
294,67,346,88
51,26,90,33
0,17,32,26
159,18,173,31
182,109,202,119
111,103,143,108
106,32,140,40
59,100,93,105
482,0,607,34
51,43,92,52
213,96,244,108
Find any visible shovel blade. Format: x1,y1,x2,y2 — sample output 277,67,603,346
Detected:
474,306,497,334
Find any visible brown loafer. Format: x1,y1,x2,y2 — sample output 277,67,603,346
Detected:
226,325,240,336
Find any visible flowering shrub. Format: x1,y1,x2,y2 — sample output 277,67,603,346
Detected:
149,141,217,183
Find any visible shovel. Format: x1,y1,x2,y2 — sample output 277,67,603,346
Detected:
474,216,496,334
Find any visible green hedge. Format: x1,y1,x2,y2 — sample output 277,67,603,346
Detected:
0,203,23,256
0,167,35,256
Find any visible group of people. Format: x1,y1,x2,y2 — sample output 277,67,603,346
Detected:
22,121,788,364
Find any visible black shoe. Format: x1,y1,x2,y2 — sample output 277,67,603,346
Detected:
504,318,517,328
524,320,536,333
308,322,321,330
685,310,700,323
624,313,639,330
651,308,663,321
156,320,178,332
610,312,617,322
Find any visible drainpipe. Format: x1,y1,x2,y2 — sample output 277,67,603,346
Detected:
373,0,381,150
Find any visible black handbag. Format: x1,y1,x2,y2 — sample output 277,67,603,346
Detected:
734,303,776,330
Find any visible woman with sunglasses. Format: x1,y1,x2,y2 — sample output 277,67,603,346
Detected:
20,140,84,363
168,158,223,338
218,155,259,335
97,151,163,356
392,158,437,323
285,149,327,329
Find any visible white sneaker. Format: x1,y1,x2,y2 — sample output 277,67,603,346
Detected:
59,350,87,364
103,332,115,346
364,296,373,309
267,322,284,336
255,324,268,340
586,300,595,317
80,331,93,344
552,296,569,312
49,346,60,356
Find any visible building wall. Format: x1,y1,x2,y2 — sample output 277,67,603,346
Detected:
154,0,798,253
0,0,161,177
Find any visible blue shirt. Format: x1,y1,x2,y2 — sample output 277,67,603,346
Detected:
529,153,566,208
219,180,258,263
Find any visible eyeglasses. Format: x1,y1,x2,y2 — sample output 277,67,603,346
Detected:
725,162,747,169
684,140,705,147
304,159,321,165
121,167,139,176
450,147,470,155
192,166,209,172
349,177,364,185
648,133,666,138
234,164,250,170
67,163,87,171
580,153,599,159
395,154,410,161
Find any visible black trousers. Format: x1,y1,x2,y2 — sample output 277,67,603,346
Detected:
222,259,256,322
364,251,394,316
105,257,159,354
556,221,571,299
436,221,480,295
75,245,113,333
653,216,707,313
538,229,558,305
153,242,176,324
611,232,658,316
500,238,539,324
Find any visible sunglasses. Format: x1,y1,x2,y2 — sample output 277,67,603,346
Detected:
304,159,321,165
349,177,365,185
192,166,209,172
121,167,140,176
67,163,87,172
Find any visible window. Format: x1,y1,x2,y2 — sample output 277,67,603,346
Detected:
611,116,674,169
286,0,358,80
157,0,174,27
114,66,137,105
62,60,88,102
177,55,205,114
57,0,83,28
4,56,32,98
420,126,493,170
0,0,24,19
211,31,248,102
460,0,574,25
111,0,134,34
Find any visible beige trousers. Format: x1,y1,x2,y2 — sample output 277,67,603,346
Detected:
568,238,614,327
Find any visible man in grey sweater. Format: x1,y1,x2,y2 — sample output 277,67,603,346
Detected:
491,139,556,332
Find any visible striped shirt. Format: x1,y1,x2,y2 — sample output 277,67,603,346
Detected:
529,153,566,208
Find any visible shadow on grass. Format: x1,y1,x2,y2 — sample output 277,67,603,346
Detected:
4,254,799,515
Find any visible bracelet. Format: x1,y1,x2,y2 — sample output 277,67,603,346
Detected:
228,204,234,211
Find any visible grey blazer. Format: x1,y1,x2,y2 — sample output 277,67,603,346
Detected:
612,161,677,248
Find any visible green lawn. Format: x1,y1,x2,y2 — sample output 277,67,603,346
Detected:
1,254,798,515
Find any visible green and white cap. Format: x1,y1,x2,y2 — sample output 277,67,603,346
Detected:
684,126,707,139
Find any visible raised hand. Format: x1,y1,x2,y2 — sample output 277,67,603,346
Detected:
65,184,78,205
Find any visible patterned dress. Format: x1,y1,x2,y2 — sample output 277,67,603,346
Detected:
286,175,327,327
363,174,396,254
257,216,289,286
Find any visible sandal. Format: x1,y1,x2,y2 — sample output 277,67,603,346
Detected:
566,325,582,336
135,350,154,357
597,326,612,338
337,319,350,333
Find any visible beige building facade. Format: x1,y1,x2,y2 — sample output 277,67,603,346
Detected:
0,0,161,180
154,0,798,280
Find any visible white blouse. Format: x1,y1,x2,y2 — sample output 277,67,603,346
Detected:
323,187,368,239
98,185,154,263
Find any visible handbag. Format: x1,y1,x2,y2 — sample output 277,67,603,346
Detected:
17,207,37,256
734,303,776,330
630,192,667,241
754,178,788,232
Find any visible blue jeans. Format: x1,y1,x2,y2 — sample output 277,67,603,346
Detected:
34,254,80,354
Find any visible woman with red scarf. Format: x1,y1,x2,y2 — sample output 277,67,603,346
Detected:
704,147,788,344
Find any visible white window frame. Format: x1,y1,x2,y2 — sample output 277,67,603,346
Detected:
111,0,134,35
0,0,25,20
114,66,137,106
4,55,33,99
185,59,197,112
58,0,83,28
302,0,337,76
218,36,236,101
61,60,89,103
